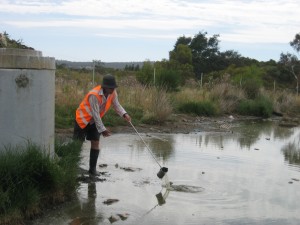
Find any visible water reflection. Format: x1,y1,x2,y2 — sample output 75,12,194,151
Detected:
194,121,298,153
273,125,294,139
281,131,300,166
135,134,175,162
235,121,274,149
143,188,170,217
68,182,104,225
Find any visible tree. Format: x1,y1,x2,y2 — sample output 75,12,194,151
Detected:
279,52,300,94
172,31,222,78
169,43,194,80
174,36,192,47
169,44,192,65
290,32,300,53
190,32,220,76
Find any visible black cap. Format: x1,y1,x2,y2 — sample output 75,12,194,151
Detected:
102,74,118,88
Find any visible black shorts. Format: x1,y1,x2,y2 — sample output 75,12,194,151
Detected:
73,121,100,141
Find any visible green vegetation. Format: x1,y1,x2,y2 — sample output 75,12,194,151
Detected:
178,101,217,116
0,141,82,225
237,97,273,117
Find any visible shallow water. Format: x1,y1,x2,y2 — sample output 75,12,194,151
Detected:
31,120,300,225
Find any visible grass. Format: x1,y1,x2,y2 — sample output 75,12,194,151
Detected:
0,140,82,225
55,68,300,128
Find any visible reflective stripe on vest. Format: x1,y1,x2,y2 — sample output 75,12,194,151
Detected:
75,85,115,129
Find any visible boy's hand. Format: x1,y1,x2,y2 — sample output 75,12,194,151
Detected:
102,129,111,137
123,113,131,122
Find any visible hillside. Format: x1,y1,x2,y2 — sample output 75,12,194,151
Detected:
56,60,145,70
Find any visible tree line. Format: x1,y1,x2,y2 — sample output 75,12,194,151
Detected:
137,31,300,93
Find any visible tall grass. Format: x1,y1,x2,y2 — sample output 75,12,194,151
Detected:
118,80,173,124
209,82,246,114
55,68,300,126
0,140,82,224
267,90,300,115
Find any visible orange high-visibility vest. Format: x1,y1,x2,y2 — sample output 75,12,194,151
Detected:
75,85,116,129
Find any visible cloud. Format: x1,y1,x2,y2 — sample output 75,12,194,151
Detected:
1,0,299,44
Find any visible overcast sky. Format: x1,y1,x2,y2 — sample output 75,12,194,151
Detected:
1,0,299,62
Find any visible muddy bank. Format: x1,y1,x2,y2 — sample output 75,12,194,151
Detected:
56,114,286,140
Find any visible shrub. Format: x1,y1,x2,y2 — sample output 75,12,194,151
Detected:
178,101,217,116
136,61,154,85
237,96,273,117
155,68,181,91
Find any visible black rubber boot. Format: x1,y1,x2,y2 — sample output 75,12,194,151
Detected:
88,149,100,176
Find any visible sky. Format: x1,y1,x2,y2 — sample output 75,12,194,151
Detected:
0,0,299,62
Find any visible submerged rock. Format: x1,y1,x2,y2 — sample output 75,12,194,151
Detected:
117,213,129,220
108,215,119,223
164,184,205,193
99,164,108,168
108,213,129,223
120,166,142,172
103,199,119,205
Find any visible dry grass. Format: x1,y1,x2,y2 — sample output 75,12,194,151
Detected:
267,89,300,115
55,69,300,125
172,87,207,105
209,82,246,114
118,76,172,123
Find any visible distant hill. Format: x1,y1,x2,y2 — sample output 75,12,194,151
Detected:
56,60,145,70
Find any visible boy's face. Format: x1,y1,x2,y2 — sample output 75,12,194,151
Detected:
104,87,115,95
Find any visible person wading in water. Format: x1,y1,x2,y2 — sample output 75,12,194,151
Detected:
73,74,131,175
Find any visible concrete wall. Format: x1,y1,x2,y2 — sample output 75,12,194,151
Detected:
0,48,55,155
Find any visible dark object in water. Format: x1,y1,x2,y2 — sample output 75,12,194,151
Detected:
103,199,119,205
157,167,168,179
156,192,166,205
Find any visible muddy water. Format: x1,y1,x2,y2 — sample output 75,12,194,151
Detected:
31,120,300,225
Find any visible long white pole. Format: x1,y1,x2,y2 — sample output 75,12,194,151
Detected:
154,67,156,85
129,121,162,168
92,61,95,85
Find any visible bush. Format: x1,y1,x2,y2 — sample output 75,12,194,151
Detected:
136,61,154,85
237,96,273,117
155,68,181,91
178,101,217,116
0,140,82,224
